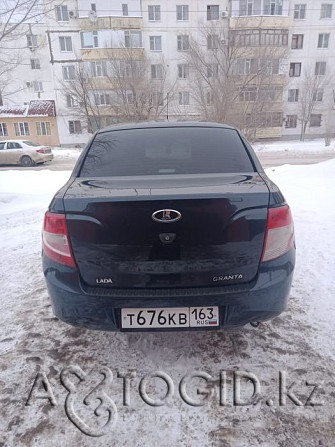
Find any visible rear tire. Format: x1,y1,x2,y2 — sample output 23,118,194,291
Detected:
21,156,34,167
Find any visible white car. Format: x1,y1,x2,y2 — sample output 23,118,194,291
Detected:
0,140,53,167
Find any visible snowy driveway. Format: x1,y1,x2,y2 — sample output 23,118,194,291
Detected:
0,157,335,446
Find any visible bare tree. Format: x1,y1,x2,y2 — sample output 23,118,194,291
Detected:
185,22,287,140
60,63,105,133
61,48,175,131
0,0,59,104
297,67,334,141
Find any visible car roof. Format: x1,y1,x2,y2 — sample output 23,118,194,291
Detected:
1,140,27,143
98,121,237,134
0,140,41,144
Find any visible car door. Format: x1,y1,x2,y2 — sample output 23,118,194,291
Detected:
0,142,7,164
6,142,24,164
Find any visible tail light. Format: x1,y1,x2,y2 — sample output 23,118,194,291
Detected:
261,205,295,262
36,149,46,154
42,212,76,267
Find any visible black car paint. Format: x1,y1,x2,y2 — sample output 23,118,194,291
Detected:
43,122,295,331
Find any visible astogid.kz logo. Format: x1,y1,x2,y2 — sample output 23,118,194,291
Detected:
25,366,324,437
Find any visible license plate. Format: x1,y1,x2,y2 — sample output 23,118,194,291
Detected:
121,307,219,329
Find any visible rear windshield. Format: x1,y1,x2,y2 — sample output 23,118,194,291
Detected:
23,141,40,147
80,127,255,177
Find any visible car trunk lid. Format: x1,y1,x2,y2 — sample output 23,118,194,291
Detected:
64,174,269,288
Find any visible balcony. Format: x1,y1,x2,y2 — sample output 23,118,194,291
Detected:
230,16,291,30
79,16,142,30
82,47,145,61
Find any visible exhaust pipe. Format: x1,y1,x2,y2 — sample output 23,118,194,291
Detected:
250,321,260,328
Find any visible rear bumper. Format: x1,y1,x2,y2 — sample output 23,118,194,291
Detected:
33,153,53,164
42,247,295,331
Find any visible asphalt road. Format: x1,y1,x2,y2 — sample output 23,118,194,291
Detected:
0,150,334,172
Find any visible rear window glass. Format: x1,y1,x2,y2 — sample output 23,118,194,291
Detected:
23,140,40,147
80,127,255,177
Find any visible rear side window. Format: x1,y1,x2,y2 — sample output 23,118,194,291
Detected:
80,127,255,177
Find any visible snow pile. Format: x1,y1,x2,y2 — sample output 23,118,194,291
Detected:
0,170,71,215
52,148,82,160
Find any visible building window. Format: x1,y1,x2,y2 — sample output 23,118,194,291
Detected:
258,112,283,128
148,5,161,21
125,92,134,104
291,34,304,49
207,34,219,49
320,4,332,19
90,61,107,77
261,58,280,75
0,123,8,136
235,58,258,75
30,58,40,69
239,0,256,16
33,81,43,92
318,33,330,48
151,64,163,79
150,36,162,51
55,5,69,22
69,121,82,134
177,5,189,21
288,89,299,102
239,87,258,101
122,4,128,16
206,90,212,105
207,63,219,77
150,92,164,106
313,89,324,102
231,29,288,47
125,30,142,47
315,61,326,75
91,3,97,12
179,91,190,105
289,62,301,77
310,114,322,127
264,0,283,15
36,121,51,136
294,4,306,19
80,31,99,48
119,60,133,77
261,29,288,46
177,35,190,51
285,115,297,128
14,122,30,136
94,93,111,106
178,64,189,78
62,65,76,80
26,34,37,48
59,36,73,52
207,5,219,20
66,95,78,108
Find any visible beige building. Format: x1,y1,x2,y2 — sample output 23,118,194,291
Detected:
0,100,59,146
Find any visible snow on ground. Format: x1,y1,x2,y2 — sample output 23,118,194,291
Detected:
253,138,335,153
0,154,335,446
52,148,82,160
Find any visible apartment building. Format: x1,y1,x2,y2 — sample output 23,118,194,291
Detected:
0,0,334,145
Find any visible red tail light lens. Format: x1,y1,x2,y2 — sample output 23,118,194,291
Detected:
36,149,45,153
42,212,75,267
261,205,295,262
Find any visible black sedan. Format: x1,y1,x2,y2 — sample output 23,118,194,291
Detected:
42,122,295,331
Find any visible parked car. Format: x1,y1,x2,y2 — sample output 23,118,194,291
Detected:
42,122,295,331
0,140,53,167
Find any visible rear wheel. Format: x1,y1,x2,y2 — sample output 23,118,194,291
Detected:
20,156,34,167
